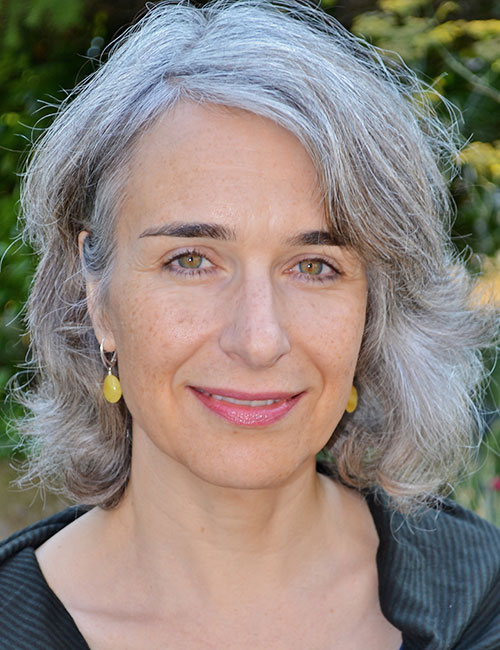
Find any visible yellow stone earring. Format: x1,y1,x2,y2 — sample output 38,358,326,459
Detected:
345,385,358,413
100,338,122,404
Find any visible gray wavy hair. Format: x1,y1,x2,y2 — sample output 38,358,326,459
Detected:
15,0,495,511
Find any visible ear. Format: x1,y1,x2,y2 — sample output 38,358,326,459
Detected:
78,230,116,352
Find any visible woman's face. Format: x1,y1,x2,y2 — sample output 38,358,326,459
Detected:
91,102,367,489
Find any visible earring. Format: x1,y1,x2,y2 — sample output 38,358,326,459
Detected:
100,338,122,403
345,385,357,414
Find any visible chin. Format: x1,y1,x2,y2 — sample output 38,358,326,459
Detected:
182,448,313,491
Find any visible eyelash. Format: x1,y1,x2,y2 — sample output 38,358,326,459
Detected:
293,258,340,284
163,249,340,283
163,248,216,277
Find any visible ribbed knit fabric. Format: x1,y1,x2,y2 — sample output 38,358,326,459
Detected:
0,507,89,650
367,494,500,650
0,499,499,649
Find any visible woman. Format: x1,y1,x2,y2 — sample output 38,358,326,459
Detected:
1,1,499,648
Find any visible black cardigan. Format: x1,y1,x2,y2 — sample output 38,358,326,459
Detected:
1,496,499,650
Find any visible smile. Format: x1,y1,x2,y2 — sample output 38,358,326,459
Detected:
189,386,303,427
197,388,282,406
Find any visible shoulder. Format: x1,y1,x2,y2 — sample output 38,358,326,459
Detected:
0,506,86,563
0,507,89,650
368,493,500,650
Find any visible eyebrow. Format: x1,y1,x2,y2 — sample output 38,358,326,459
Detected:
286,230,340,246
139,221,340,246
139,222,236,240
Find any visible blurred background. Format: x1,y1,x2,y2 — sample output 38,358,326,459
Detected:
1,0,500,535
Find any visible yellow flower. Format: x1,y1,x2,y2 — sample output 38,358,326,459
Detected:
427,20,465,46
379,0,430,15
458,141,500,182
489,163,500,182
465,20,500,40
472,266,500,306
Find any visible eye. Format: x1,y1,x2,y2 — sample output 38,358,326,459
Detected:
177,253,203,269
293,257,339,283
163,249,215,276
298,259,325,275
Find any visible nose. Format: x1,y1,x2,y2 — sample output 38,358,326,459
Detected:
219,272,291,369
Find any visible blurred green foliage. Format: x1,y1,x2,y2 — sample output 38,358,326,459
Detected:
0,0,499,520
350,0,500,258
343,0,500,522
0,0,145,453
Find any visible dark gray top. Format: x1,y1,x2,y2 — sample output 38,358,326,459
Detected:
1,492,499,650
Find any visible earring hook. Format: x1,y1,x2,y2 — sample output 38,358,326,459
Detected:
100,338,117,370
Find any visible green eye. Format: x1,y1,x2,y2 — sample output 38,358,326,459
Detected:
178,253,203,269
298,259,324,275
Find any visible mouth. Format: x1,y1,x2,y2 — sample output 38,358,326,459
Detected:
189,386,304,427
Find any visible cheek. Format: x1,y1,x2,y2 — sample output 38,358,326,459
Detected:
301,297,365,440
293,291,366,372
108,284,219,390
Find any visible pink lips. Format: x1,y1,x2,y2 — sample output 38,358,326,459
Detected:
189,386,303,427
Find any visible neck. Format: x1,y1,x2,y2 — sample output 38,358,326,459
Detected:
102,430,369,609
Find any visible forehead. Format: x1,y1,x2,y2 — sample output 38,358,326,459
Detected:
118,101,326,238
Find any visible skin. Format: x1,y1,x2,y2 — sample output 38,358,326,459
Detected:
36,102,402,649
